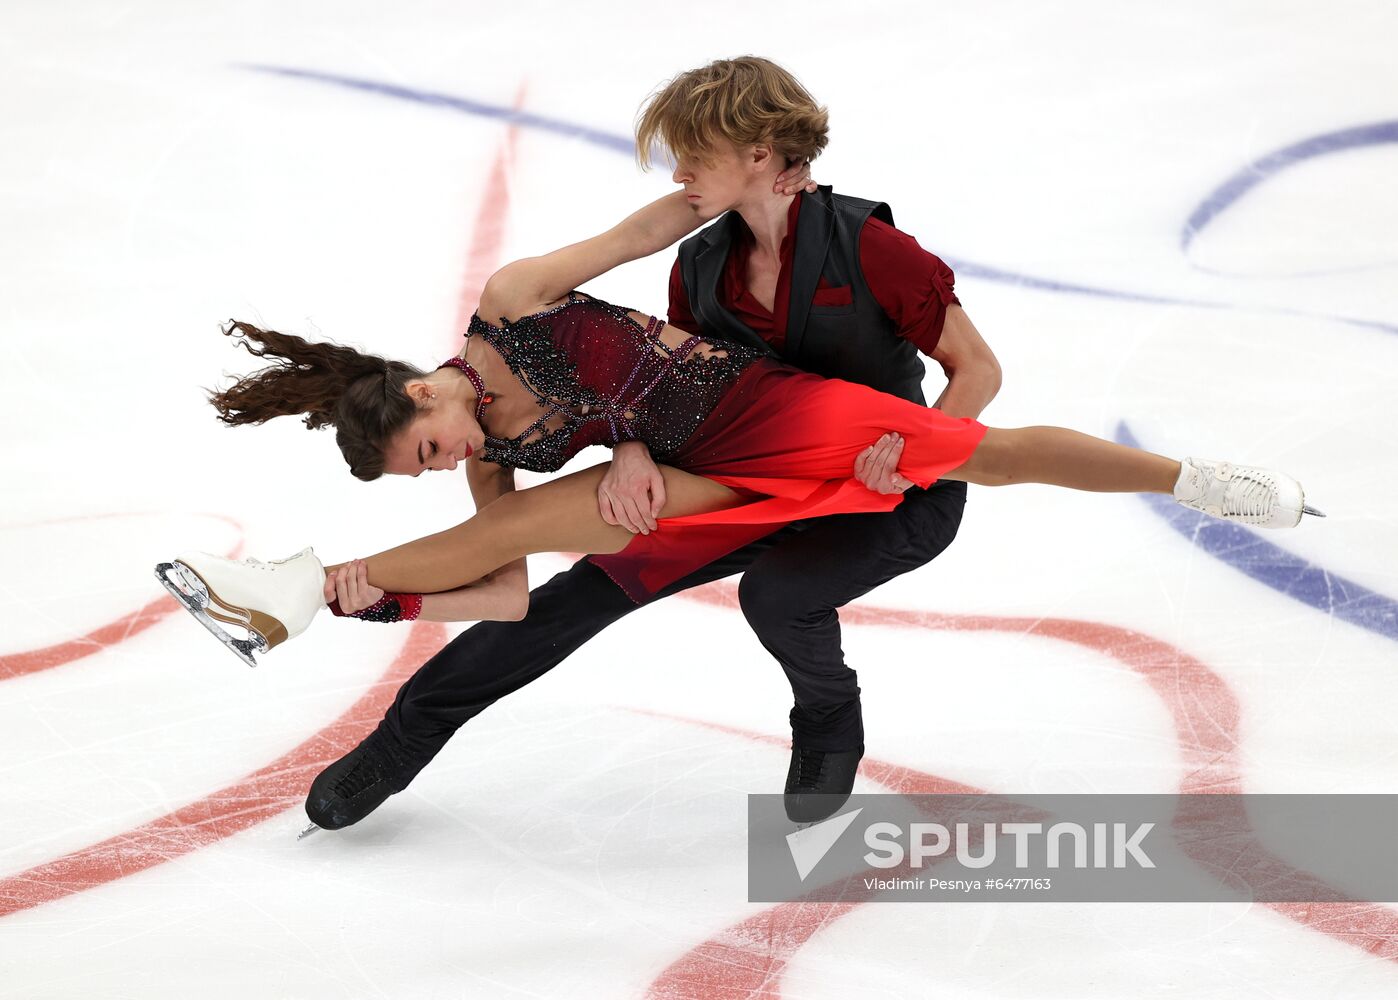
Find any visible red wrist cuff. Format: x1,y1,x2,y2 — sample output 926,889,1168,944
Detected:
328,592,423,623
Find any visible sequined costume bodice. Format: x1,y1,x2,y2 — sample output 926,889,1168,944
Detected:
457,293,762,472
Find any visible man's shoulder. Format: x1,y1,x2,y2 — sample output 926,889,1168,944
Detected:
813,186,895,228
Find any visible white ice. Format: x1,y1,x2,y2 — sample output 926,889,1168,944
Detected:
2,1,1396,997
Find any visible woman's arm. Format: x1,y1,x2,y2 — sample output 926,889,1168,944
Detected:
479,161,816,323
454,457,530,619
480,192,703,322
328,458,532,623
418,565,528,622
326,558,529,623
416,459,531,621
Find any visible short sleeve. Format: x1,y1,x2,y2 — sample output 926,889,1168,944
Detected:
858,215,959,357
668,257,699,331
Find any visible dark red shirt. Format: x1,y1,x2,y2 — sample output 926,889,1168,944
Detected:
668,193,959,356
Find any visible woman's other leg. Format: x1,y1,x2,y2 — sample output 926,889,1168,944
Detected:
944,426,1179,493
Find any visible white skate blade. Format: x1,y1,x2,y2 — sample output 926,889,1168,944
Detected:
1302,504,1326,518
296,822,322,841
154,561,267,668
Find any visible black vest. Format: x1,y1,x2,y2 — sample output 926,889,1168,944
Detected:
676,185,928,406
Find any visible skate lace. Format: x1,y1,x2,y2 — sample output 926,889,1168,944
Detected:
332,752,389,799
791,748,827,790
332,734,413,798
238,552,306,570
1225,474,1275,521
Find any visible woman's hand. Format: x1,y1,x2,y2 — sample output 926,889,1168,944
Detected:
855,433,913,495
774,160,819,196
599,442,667,534
323,559,385,613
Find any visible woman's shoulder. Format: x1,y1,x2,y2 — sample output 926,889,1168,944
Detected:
478,289,546,331
480,262,584,328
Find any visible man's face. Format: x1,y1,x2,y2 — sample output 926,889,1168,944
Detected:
671,143,752,221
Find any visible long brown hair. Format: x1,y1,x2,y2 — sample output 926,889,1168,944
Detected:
208,320,426,481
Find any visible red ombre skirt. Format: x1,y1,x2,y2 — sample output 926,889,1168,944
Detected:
588,358,987,602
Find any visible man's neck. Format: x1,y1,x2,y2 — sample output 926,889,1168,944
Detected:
734,186,796,260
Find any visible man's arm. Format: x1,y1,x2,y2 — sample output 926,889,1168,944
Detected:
848,215,1002,494
857,218,1002,419
595,166,816,531
926,306,1002,420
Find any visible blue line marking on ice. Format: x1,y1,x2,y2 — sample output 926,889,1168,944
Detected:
243,65,1396,333
1116,422,1397,641
241,65,1397,335
249,65,1395,634
1181,120,1398,253
938,258,1398,334
239,65,635,155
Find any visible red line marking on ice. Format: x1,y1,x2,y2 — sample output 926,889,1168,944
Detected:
452,81,526,337
0,621,445,918
0,513,245,680
640,580,1398,997
0,91,527,919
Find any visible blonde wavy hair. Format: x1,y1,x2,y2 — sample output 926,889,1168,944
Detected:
635,56,829,169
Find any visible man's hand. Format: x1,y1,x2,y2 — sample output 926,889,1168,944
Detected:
599,442,667,534
855,433,914,495
774,160,819,196
323,559,385,613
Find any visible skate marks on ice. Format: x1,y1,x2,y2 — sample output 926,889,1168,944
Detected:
1181,119,1398,279
631,586,1398,998
248,66,1398,336
0,513,244,680
0,622,445,918
0,78,530,922
1117,422,1398,641
8,584,1395,978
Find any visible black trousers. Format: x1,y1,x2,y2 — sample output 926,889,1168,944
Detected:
376,480,968,789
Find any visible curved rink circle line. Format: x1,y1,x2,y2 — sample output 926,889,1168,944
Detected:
0,621,446,918
0,85,527,921
245,66,1398,633
1181,120,1398,257
639,579,1398,998
5,72,1383,991
1116,421,1397,642
0,512,245,680
242,65,1398,336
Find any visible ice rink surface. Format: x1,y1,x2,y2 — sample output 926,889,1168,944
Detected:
2,1,1396,996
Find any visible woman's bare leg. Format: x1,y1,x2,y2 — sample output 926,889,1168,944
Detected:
944,426,1180,492
348,463,740,594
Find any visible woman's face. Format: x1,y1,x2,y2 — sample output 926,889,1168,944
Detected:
381,385,487,477
672,143,764,220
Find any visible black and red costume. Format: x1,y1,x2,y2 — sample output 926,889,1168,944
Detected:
344,187,973,804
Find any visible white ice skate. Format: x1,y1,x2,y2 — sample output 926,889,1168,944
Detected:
155,548,326,667
1173,457,1325,529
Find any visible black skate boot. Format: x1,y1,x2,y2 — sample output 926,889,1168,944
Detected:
304,728,417,832
783,744,863,824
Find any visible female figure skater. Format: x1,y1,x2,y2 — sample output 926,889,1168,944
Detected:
160,188,1320,677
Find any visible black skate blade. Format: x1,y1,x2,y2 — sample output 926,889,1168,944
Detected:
154,562,265,668
296,822,322,841
1302,504,1326,519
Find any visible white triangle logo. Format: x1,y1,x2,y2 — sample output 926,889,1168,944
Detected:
786,808,864,881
